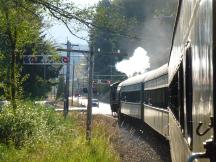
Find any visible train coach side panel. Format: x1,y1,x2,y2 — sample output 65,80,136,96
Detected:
189,0,213,155
121,102,141,119
168,0,214,160
169,110,191,162
143,104,169,138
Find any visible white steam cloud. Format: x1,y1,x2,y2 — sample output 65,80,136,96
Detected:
115,47,150,77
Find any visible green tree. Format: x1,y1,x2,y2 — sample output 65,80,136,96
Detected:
0,0,176,104
90,0,177,84
90,0,137,84
21,35,62,99
0,0,65,103
0,0,42,108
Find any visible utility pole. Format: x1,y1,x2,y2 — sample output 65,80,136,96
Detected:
57,46,94,140
86,46,94,141
64,41,71,118
57,41,79,118
71,60,75,106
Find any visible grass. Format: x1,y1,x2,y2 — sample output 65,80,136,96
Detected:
0,101,120,162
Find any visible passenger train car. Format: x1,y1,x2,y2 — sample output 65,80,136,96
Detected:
110,0,216,161
168,0,215,161
119,64,169,137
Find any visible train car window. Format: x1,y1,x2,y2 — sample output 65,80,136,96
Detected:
169,63,185,131
121,90,140,103
144,90,148,104
164,87,168,107
185,47,193,149
159,88,168,108
121,92,127,102
178,62,184,132
159,89,164,107
145,74,168,90
128,91,139,103
169,73,179,119
144,88,168,108
144,90,150,104
144,74,168,108
145,81,150,89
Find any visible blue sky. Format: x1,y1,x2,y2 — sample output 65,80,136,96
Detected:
45,0,99,45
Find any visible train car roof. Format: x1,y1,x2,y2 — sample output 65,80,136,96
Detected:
119,64,168,87
144,63,168,82
168,0,182,83
110,81,121,87
119,73,146,87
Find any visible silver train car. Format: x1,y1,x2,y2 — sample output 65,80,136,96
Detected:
117,64,169,138
168,0,216,162
110,0,216,161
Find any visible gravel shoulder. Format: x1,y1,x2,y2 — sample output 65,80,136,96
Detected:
54,101,171,162
93,115,171,162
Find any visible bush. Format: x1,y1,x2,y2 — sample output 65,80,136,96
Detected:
0,102,120,162
0,101,58,147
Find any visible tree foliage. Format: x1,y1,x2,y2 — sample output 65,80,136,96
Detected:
21,39,62,99
90,0,138,83
0,0,63,102
0,0,177,102
0,0,43,106
90,0,177,84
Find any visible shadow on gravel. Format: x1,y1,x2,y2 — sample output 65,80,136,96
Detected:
117,115,171,162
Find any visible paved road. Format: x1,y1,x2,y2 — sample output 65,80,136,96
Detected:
56,97,112,115
75,97,112,115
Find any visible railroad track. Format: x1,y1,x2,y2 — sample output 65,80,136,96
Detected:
115,115,171,162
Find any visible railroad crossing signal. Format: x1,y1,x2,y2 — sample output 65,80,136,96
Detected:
23,55,69,65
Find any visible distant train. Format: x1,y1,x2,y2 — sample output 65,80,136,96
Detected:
110,64,169,137
110,81,120,115
110,0,216,162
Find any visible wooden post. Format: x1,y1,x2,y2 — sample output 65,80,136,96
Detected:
71,61,75,106
64,41,71,118
86,46,94,141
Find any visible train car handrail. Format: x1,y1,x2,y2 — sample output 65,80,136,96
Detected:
121,101,141,105
144,84,168,91
144,104,169,113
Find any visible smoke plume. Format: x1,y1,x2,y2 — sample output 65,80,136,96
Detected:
115,47,150,77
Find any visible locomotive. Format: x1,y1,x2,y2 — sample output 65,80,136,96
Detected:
110,81,121,116
110,0,216,161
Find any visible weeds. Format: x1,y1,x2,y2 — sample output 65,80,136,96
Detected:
0,101,120,162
